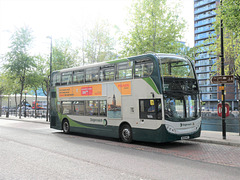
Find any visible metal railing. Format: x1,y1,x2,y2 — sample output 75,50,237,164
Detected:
202,112,240,135
0,109,48,118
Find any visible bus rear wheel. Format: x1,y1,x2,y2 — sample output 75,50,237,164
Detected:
120,124,132,143
62,119,70,134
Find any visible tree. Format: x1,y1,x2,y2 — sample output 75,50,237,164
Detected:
3,26,35,119
210,1,240,77
52,38,79,71
25,55,45,118
121,0,186,57
0,72,21,117
83,20,117,63
218,0,240,35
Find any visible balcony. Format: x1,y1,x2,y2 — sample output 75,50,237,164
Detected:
195,25,214,34
195,3,216,15
194,0,216,8
195,31,216,41
195,38,216,46
194,11,216,21
195,18,216,28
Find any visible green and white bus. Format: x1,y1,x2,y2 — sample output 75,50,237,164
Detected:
50,53,201,143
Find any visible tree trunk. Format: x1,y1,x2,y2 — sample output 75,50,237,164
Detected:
35,90,37,118
15,93,18,117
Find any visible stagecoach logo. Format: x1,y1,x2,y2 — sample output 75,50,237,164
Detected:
90,118,102,123
180,122,194,127
90,118,108,126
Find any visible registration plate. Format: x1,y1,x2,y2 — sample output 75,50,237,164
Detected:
181,136,190,140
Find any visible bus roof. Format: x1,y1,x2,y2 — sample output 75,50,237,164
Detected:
53,53,189,74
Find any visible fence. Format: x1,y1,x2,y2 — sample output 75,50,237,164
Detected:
0,108,48,119
201,110,240,135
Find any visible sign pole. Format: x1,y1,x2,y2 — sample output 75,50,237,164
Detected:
220,0,226,139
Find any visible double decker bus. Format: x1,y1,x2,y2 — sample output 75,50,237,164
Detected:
32,100,47,109
50,53,201,143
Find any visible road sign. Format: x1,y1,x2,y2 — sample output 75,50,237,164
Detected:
219,86,224,90
217,103,230,117
210,75,234,84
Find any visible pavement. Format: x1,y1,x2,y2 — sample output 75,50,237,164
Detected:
1,115,240,147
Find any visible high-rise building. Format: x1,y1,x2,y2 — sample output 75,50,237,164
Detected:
194,0,238,111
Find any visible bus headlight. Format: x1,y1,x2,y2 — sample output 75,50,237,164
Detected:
165,124,176,134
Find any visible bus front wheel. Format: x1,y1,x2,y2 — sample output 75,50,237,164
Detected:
62,119,70,134
120,124,132,143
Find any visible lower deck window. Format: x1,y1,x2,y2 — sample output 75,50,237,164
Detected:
60,100,107,117
139,99,162,120
86,100,99,116
73,101,85,115
62,102,72,115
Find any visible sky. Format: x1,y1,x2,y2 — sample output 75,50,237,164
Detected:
0,0,194,58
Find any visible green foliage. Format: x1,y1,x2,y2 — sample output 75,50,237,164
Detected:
83,20,117,63
3,26,35,118
209,1,240,77
121,0,186,56
52,38,78,71
218,0,240,35
4,26,36,78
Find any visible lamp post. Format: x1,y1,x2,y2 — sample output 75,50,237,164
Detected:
6,95,9,118
47,36,53,82
46,36,53,122
24,90,28,117
220,0,226,140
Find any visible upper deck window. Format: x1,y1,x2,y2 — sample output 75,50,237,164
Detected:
159,57,195,79
116,61,133,80
52,73,61,86
61,72,72,85
134,59,153,78
86,67,99,83
100,65,115,81
73,70,85,84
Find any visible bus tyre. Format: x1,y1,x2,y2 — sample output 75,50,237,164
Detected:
120,124,132,143
62,119,70,134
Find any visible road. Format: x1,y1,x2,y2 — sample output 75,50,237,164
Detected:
0,118,240,180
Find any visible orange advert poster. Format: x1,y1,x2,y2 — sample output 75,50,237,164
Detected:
114,81,131,95
59,84,102,97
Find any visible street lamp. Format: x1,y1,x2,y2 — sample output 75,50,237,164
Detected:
47,36,53,83
24,90,28,117
46,36,53,122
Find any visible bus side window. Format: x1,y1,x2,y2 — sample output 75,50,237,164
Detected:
100,65,115,81
73,101,85,115
139,99,162,120
86,100,99,116
99,100,107,116
86,67,99,83
61,72,72,85
116,62,133,80
52,73,61,86
73,70,85,84
62,101,72,115
134,59,153,78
